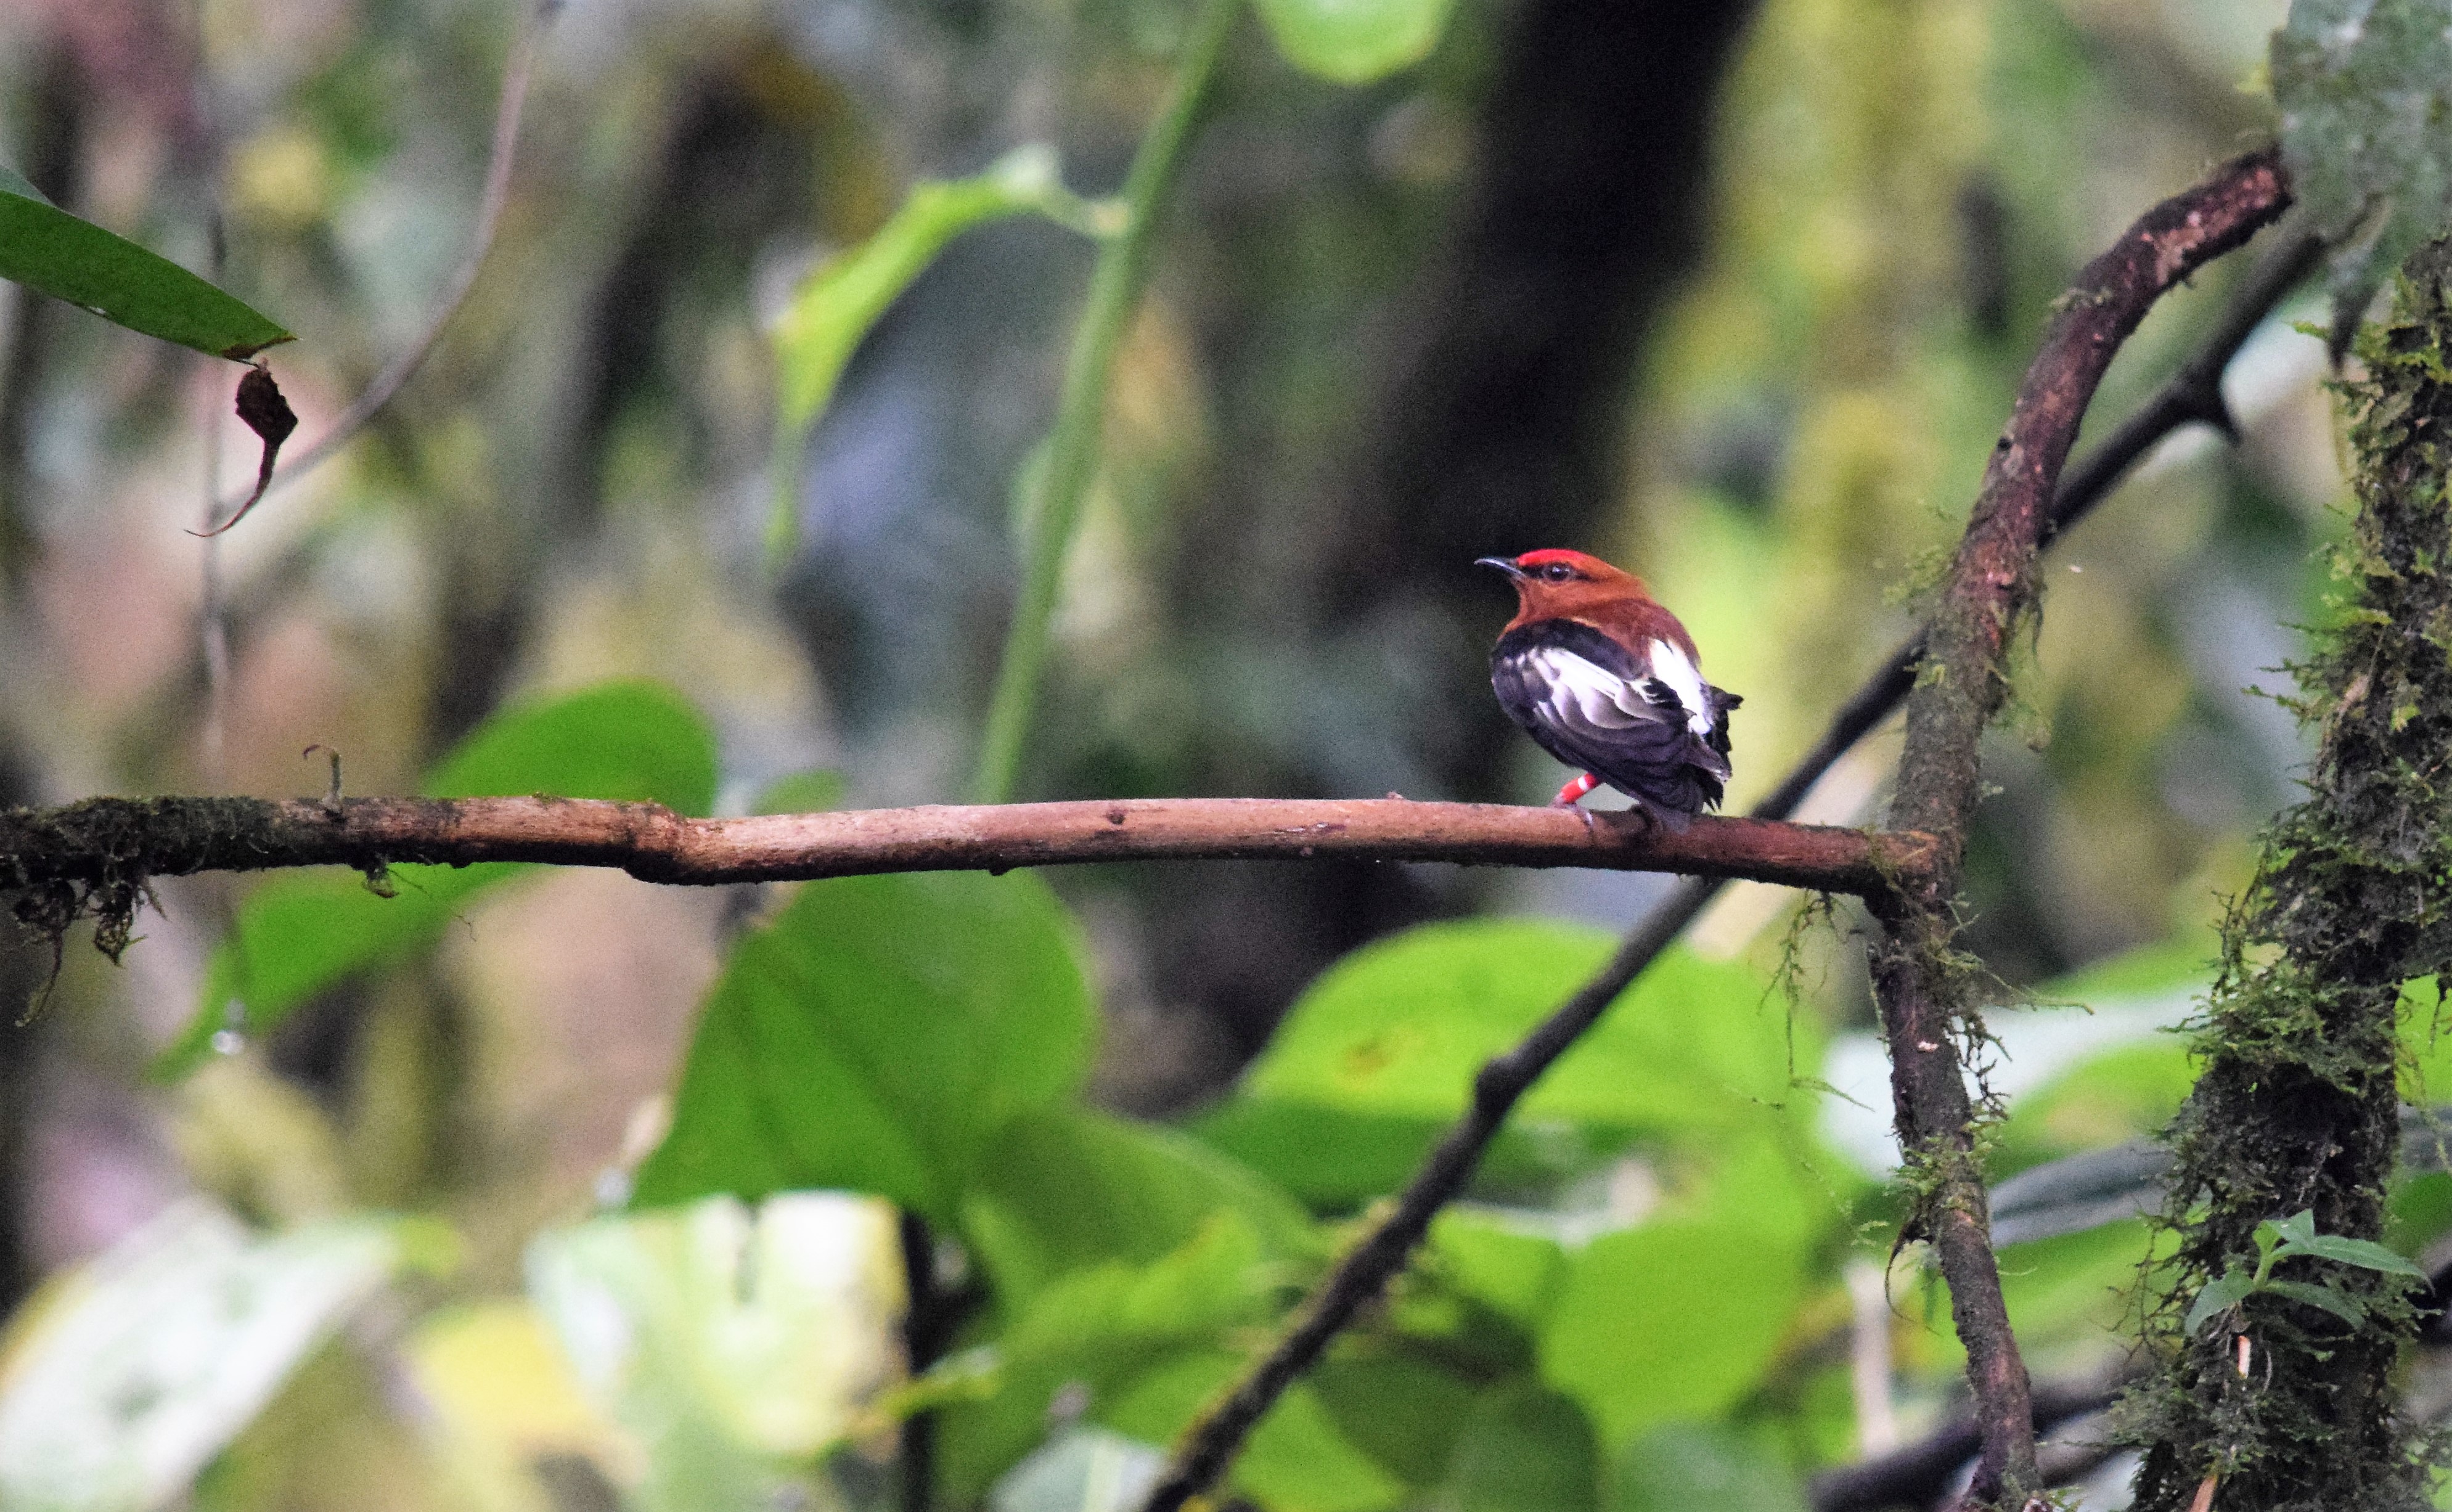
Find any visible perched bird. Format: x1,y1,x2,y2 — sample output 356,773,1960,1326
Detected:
1477,549,1740,828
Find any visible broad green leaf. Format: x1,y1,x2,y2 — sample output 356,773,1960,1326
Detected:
1611,1423,1805,1512
0,186,290,359
1539,1218,1807,1447
1188,1097,1602,1211
0,163,47,203
2272,1209,2319,1249
1435,1383,1600,1512
1250,0,1460,83
525,1193,903,1512
960,1107,1314,1302
633,870,1094,1220
0,1202,411,1512
991,1427,1166,1512
1101,1351,1406,1512
2184,1268,2256,1336
766,145,1100,564
157,683,718,1080
1241,922,1804,1143
2272,0,2452,351
2277,1231,2427,1277
749,769,847,815
1426,1209,1568,1331
937,1215,1278,1502
2260,1278,2369,1327
1309,1354,1482,1489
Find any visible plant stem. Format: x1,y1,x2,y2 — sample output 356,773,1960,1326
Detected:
970,0,1238,804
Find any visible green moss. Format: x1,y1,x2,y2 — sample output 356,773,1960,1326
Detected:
0,796,269,986
2118,247,2452,1512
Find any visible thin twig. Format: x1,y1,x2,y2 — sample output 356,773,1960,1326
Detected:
1134,155,2304,1512
197,0,560,530
0,796,1928,896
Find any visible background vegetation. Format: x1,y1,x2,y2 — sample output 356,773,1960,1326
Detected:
0,0,2427,1509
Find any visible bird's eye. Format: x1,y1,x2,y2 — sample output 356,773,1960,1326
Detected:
1540,563,1575,582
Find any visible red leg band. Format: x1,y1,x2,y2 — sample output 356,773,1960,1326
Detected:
1551,771,1601,806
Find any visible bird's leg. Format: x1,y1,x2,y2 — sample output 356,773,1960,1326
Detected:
1551,772,1603,838
1550,771,1601,807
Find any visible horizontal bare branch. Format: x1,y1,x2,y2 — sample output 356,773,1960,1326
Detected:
0,795,1934,896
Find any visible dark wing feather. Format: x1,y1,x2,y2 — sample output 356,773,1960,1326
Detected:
1490,620,1738,815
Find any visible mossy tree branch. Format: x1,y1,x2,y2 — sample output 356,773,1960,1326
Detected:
2120,242,2452,1512
0,794,1926,905
1866,147,2289,1510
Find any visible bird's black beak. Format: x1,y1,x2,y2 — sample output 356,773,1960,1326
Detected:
1474,556,1525,581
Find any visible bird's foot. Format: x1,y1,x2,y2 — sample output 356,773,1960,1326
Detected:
1551,773,1603,838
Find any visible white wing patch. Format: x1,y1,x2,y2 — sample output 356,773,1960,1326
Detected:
1523,645,1658,730
1645,639,1714,737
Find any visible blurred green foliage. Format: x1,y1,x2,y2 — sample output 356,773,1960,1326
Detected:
8,0,2452,1508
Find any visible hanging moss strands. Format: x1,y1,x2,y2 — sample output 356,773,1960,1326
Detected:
2121,244,2452,1512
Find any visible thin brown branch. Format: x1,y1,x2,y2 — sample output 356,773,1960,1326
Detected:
1810,1372,2128,1512
1135,153,2303,1512
0,795,1929,896
199,0,559,529
1871,146,2288,1511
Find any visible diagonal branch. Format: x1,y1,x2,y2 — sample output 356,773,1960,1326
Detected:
1868,147,2287,1511
0,796,1929,896
1135,152,2301,1512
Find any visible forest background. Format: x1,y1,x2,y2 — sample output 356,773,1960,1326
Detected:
0,0,2411,1510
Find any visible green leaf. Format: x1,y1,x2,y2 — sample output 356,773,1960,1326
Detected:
1250,0,1460,83
632,870,1095,1221
1187,1097,1600,1211
960,1108,1314,1303
2271,0,2452,352
2183,1267,2257,1336
525,1192,904,1512
2261,1278,2370,1327
989,1427,1166,1512
1538,1217,1808,1447
2275,1231,2428,1277
0,186,290,359
1426,1210,1569,1332
1241,922,1804,1145
748,769,846,815
766,145,1100,565
0,1203,411,1511
1100,1351,1407,1512
421,682,718,804
1611,1423,1804,1512
1434,1383,1600,1512
0,162,49,204
1309,1354,1482,1490
157,682,719,1081
938,1216,1280,1503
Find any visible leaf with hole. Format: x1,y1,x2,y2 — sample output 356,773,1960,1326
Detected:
0,176,290,360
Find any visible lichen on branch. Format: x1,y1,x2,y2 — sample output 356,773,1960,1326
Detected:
2121,242,2452,1512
